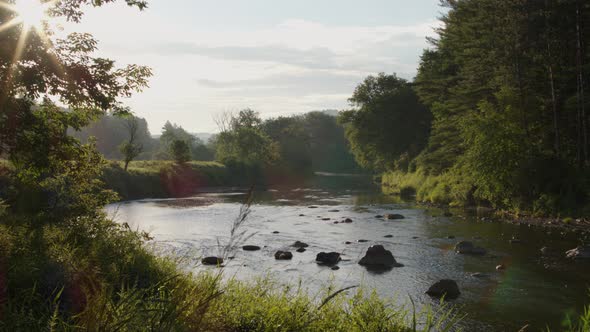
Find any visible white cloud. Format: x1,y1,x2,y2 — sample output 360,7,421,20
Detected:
61,4,440,132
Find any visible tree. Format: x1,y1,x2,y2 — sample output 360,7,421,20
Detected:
170,139,190,164
338,73,431,171
213,110,279,165
0,0,151,217
119,116,143,170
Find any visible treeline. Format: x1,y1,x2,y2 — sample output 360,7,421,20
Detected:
72,110,360,175
339,0,590,216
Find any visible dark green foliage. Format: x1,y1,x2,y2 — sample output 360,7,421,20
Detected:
338,73,431,171
170,139,191,164
378,0,590,215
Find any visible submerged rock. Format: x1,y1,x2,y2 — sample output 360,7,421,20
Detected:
242,245,261,251
566,246,590,259
322,217,331,221
455,241,487,255
357,239,369,243
385,214,404,220
358,245,402,267
328,209,340,212
296,247,306,253
375,215,384,219
345,241,352,244
316,252,341,265
343,218,353,223
201,257,223,265
426,279,460,300
272,231,280,234
331,266,340,271
274,251,293,260
308,205,318,208
384,234,393,238
292,241,309,248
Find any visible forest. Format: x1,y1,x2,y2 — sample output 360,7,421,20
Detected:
0,0,589,331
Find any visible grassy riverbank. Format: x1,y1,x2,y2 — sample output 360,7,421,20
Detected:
382,169,590,220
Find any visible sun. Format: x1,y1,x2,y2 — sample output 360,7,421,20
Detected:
10,0,52,30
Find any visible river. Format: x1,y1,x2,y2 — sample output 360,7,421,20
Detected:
106,174,590,331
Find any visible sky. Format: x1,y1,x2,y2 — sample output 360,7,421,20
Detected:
65,0,443,133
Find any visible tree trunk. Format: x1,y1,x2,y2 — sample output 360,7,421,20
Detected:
576,0,587,165
124,160,130,171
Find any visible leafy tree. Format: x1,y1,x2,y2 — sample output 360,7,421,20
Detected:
0,0,151,217
214,110,279,165
159,121,214,161
338,73,431,171
118,116,144,170
170,139,191,164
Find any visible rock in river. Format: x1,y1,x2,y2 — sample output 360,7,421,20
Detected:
292,241,309,248
274,251,293,260
201,257,223,265
358,245,402,267
566,246,590,259
242,245,261,251
426,279,460,300
296,247,306,253
385,214,405,220
316,252,341,265
455,241,487,255
384,234,393,238
343,218,353,223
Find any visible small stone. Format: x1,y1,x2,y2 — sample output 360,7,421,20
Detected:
333,221,339,224
201,257,223,265
357,239,369,243
299,214,305,217
308,206,318,209
496,264,506,270
331,266,340,270
328,209,340,212
385,214,404,220
375,215,384,218
343,218,353,223
455,241,486,255
322,217,331,221
292,241,309,248
345,241,352,244
470,272,489,278
296,247,306,253
384,234,393,238
242,245,261,251
274,251,293,260
272,231,280,234
316,252,341,265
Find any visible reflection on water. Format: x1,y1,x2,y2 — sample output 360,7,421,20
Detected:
106,175,590,332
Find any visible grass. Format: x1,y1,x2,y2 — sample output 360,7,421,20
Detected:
382,169,473,207
102,160,230,200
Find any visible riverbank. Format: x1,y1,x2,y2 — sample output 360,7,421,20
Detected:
382,169,590,232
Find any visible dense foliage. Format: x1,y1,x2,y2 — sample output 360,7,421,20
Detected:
338,74,431,171
364,0,590,216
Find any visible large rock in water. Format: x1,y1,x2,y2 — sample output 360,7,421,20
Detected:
455,241,487,255
566,246,590,259
201,257,223,265
316,252,341,265
358,245,402,267
426,279,460,300
274,251,293,260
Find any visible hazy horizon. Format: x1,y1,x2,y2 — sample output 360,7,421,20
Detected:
64,0,443,133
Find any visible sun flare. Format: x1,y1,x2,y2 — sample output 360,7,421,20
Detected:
11,0,50,30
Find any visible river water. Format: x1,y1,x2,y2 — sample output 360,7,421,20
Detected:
106,174,590,331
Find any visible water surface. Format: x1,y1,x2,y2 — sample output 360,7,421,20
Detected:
106,177,590,331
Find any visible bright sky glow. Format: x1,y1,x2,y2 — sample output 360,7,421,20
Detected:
63,0,443,133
